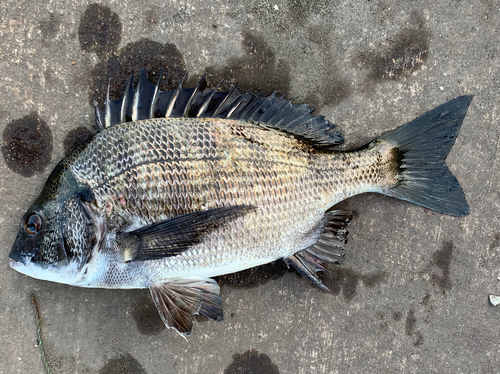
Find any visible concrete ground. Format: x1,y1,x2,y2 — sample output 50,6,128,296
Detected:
1,1,499,373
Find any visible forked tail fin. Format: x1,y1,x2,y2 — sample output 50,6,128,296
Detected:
379,95,472,216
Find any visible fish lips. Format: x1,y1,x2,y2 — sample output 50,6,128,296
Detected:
8,232,40,265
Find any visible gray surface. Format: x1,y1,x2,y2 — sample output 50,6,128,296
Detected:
1,1,499,373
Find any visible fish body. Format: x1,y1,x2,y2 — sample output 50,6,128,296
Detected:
9,71,472,336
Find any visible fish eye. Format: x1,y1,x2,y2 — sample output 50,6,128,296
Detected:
24,213,42,236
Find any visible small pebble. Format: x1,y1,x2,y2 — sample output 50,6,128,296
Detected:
489,294,500,306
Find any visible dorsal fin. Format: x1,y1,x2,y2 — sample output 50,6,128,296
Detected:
95,71,344,147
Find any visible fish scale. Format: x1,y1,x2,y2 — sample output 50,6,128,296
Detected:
68,118,394,287
9,71,472,336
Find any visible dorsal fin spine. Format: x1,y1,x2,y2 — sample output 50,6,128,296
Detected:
100,73,344,147
104,80,111,128
165,73,187,118
183,74,206,117
120,73,134,124
93,99,104,131
150,70,163,119
196,80,222,117
131,72,141,121
213,83,238,117
261,98,290,124
224,92,248,118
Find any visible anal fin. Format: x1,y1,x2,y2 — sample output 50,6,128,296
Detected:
286,210,352,291
149,278,223,338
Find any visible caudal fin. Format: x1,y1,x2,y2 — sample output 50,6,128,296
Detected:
379,95,472,216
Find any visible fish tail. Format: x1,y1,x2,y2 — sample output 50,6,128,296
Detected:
377,95,472,216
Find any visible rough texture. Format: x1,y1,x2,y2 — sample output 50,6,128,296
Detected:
0,1,499,374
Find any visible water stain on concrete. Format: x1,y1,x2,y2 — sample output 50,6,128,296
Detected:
405,309,425,346
321,267,385,301
99,353,147,374
304,25,351,110
379,321,389,332
420,293,431,306
393,311,402,321
353,14,431,84
224,349,280,374
430,241,453,292
414,331,424,346
288,0,331,26
199,30,291,96
86,38,186,106
131,296,165,336
2,112,53,177
63,126,94,155
217,261,291,288
39,13,62,42
78,4,187,106
79,4,122,58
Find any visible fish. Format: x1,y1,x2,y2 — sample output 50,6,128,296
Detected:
8,70,472,337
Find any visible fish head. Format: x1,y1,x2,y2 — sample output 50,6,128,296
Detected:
9,201,75,283
9,165,98,285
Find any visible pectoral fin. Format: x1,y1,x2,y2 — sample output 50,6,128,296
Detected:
118,205,255,262
149,278,223,337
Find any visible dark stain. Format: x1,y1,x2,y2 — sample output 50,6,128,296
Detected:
224,349,280,374
376,311,390,331
99,353,146,374
419,293,431,306
430,241,453,293
196,30,290,96
320,268,385,302
353,15,430,83
288,0,329,26
217,261,291,288
379,321,389,332
405,310,416,336
63,127,94,155
303,25,351,110
393,311,402,321
414,331,424,347
131,296,165,336
2,112,53,177
392,311,403,321
86,38,186,106
488,232,500,251
39,13,63,41
79,4,122,58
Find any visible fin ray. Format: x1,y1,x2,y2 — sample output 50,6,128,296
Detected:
118,205,255,262
379,95,472,216
97,71,344,147
286,210,352,290
149,278,222,337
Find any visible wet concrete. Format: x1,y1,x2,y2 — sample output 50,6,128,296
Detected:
1,1,499,373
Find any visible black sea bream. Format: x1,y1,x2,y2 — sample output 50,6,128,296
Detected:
9,71,472,336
